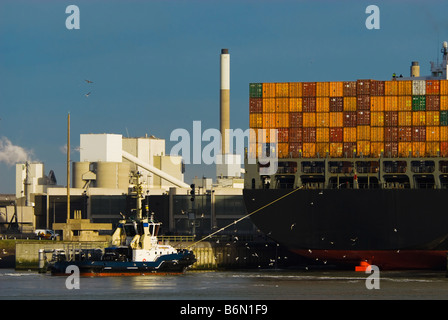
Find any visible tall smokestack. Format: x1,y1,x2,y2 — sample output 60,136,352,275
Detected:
220,48,230,155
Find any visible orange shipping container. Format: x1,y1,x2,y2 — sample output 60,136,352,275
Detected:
426,142,440,157
289,98,302,112
441,80,448,95
398,96,412,111
442,142,448,157
357,141,370,156
316,142,329,156
316,97,330,112
344,127,357,142
276,98,289,112
277,142,290,158
398,81,412,96
330,143,343,157
426,111,440,126
330,82,343,97
385,96,398,111
303,113,316,127
263,98,276,113
262,83,276,98
441,127,448,142
441,96,448,111
343,97,357,111
412,111,426,126
317,82,330,97
276,113,289,128
289,82,302,97
276,83,289,97
249,113,263,128
357,125,371,140
398,142,412,157
398,112,412,126
385,81,398,95
329,112,343,127
371,127,384,142
426,80,440,95
316,128,329,142
370,96,385,111
370,142,384,157
248,143,261,159
303,143,316,158
262,113,276,128
426,126,440,142
371,112,384,126
412,142,426,157
316,112,329,127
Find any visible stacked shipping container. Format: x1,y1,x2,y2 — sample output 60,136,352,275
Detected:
249,79,448,158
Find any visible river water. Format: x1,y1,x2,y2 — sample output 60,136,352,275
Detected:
1,268,448,300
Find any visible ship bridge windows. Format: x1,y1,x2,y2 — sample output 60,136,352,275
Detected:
440,161,448,173
277,161,297,174
301,161,325,174
383,161,407,174
275,175,295,189
413,175,436,189
382,175,410,189
356,161,379,174
411,161,435,173
300,176,325,189
328,161,353,174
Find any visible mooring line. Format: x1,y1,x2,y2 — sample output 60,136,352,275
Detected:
187,186,304,248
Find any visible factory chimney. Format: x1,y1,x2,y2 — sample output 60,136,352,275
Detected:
220,48,230,155
410,61,420,77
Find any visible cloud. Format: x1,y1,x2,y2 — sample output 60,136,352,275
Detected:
59,144,80,155
0,137,34,165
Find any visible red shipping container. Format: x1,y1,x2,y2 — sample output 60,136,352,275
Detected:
302,82,316,97
398,127,412,142
343,142,357,156
357,110,370,125
343,81,357,96
412,126,426,142
426,95,440,111
278,128,289,142
370,80,385,96
385,127,398,141
329,97,343,112
249,98,263,113
385,111,398,126
289,128,302,142
356,95,371,110
289,112,302,127
441,142,448,157
289,142,303,157
343,111,357,127
384,142,398,157
357,80,371,95
330,127,343,142
303,97,316,112
426,80,440,95
303,127,316,143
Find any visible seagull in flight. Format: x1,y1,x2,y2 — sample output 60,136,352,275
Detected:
85,80,93,83
85,92,91,97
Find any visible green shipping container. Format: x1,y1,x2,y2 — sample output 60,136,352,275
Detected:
440,111,448,126
249,83,263,98
412,95,426,111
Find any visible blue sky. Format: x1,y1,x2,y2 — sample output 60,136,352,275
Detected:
0,0,447,193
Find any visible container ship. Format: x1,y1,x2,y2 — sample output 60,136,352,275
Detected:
243,42,448,270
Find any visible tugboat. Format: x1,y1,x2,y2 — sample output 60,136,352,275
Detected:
49,213,196,276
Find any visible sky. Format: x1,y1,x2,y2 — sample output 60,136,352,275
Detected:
0,0,447,194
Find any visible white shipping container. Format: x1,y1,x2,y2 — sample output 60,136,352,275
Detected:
412,80,426,95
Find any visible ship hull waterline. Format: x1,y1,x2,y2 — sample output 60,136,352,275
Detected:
243,188,448,270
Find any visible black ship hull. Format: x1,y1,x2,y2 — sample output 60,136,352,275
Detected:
243,188,448,269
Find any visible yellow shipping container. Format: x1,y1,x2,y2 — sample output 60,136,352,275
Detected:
316,82,330,97
303,113,316,127
303,143,316,158
412,142,426,157
263,83,276,98
289,98,302,112
441,80,448,95
398,96,412,111
357,141,371,155
371,127,384,142
442,127,448,142
329,112,343,127
412,111,426,126
263,98,276,113
276,98,289,112
398,81,412,96
398,142,412,157
329,82,343,97
316,112,329,127
371,112,384,126
426,111,440,126
263,113,276,128
440,95,448,111
426,142,440,157
398,111,412,126
370,142,384,157
289,82,302,97
344,127,357,142
316,97,330,112
277,142,290,158
385,81,398,95
316,128,329,142
249,113,263,128
276,83,289,97
385,96,398,111
330,143,343,157
276,113,289,128
426,126,440,142
316,142,329,155
343,97,357,111
370,96,385,111
357,125,371,140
